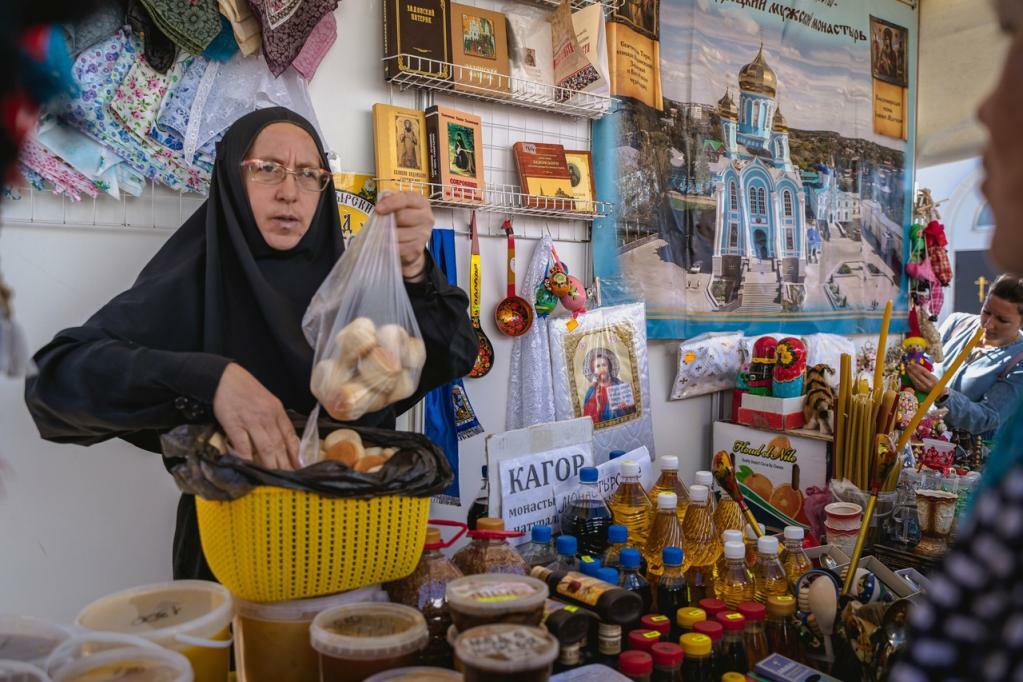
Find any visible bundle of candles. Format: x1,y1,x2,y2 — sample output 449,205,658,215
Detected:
833,300,985,593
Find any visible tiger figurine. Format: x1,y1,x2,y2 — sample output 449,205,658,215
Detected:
803,363,835,434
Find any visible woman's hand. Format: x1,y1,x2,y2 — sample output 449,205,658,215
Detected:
212,363,301,470
375,190,433,282
907,362,947,399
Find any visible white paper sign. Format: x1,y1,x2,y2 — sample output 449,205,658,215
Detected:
593,446,655,499
497,447,594,543
501,484,560,545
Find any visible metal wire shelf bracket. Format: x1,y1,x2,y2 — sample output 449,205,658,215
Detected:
380,178,610,221
523,0,624,11
383,55,612,120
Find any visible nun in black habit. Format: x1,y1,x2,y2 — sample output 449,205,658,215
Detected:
24,108,478,580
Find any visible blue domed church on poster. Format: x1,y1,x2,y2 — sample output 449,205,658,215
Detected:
711,47,808,306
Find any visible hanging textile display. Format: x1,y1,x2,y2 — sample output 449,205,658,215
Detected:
592,0,918,338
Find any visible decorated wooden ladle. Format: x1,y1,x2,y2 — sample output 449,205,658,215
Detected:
494,219,534,337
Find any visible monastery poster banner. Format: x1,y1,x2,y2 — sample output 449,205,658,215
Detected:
592,0,918,339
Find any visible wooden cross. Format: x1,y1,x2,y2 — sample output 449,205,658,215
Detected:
976,275,989,303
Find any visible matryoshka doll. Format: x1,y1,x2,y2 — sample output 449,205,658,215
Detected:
748,336,778,396
772,337,808,398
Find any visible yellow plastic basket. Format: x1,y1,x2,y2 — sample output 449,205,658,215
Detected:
195,487,429,602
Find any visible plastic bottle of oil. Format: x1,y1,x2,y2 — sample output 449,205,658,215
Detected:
716,541,755,608
694,471,716,513
714,500,745,538
682,485,721,605
779,526,812,589
714,530,744,586
743,523,765,568
647,457,691,525
643,492,685,587
753,536,790,603
610,460,653,547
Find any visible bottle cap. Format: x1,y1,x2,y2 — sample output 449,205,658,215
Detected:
676,607,706,629
722,530,743,545
695,470,714,488
784,526,804,541
737,602,765,622
597,567,619,585
620,548,642,569
531,525,552,543
627,629,662,652
657,492,678,510
425,528,442,546
608,524,628,544
722,674,747,682
476,518,505,531
609,450,627,460
689,484,709,503
723,540,746,560
692,620,723,642
651,642,684,667
580,466,598,483
680,632,712,656
716,611,746,632
621,460,641,477
658,456,679,470
556,535,577,557
766,595,797,617
758,536,779,555
579,555,602,576
640,614,672,636
618,650,653,675
662,547,683,567
697,598,727,618
745,523,766,540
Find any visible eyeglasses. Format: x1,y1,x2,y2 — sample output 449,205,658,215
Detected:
241,159,331,192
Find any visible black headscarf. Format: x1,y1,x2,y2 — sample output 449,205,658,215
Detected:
89,107,344,412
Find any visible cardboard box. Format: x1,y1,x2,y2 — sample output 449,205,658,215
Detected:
713,422,830,532
737,394,806,430
805,544,850,569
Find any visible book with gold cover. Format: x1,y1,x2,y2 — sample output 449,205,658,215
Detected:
512,142,575,210
373,104,429,196
425,105,485,204
383,0,451,82
449,2,511,96
564,150,596,213
606,20,663,111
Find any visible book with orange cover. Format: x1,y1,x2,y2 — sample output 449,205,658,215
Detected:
425,105,485,204
512,142,575,210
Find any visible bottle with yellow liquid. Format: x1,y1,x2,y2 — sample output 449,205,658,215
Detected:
753,536,791,603
716,540,755,608
648,456,691,524
715,529,744,587
609,459,652,548
694,470,716,513
780,526,812,589
682,484,722,604
643,491,685,588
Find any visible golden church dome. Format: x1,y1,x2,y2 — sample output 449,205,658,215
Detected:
773,106,788,132
717,89,737,120
738,45,777,98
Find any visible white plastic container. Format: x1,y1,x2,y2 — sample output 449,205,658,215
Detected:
234,585,386,682
0,616,69,668
75,581,231,682
51,647,192,682
0,660,52,682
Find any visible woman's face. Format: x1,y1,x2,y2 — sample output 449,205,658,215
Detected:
592,356,610,382
980,293,1023,346
243,123,323,251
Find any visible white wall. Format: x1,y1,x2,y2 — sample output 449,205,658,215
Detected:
0,0,715,621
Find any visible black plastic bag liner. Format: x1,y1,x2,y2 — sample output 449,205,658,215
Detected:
161,414,453,502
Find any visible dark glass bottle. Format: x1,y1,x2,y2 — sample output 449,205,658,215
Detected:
530,565,644,626
466,465,489,530
562,466,613,556
716,611,749,675
655,547,689,637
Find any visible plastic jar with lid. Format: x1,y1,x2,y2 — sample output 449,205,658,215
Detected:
74,581,231,682
650,642,683,682
452,519,528,576
50,646,193,682
234,585,385,682
627,629,662,653
445,574,548,632
453,623,558,682
364,668,463,681
619,650,653,682
0,615,68,669
310,602,428,682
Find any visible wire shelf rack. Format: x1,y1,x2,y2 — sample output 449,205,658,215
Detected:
521,0,624,9
380,178,610,221
383,55,612,120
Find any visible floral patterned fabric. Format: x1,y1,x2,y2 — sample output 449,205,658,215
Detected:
139,0,221,55
19,139,100,201
127,0,176,74
247,0,339,76
150,55,218,168
60,29,209,193
110,57,184,140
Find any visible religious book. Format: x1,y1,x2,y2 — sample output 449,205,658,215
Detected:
512,142,575,210
550,0,602,103
571,3,610,98
506,10,554,95
373,103,429,196
449,2,511,96
383,0,451,82
606,20,663,111
564,150,596,213
425,105,485,204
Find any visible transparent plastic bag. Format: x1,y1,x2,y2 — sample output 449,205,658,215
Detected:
300,210,425,464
